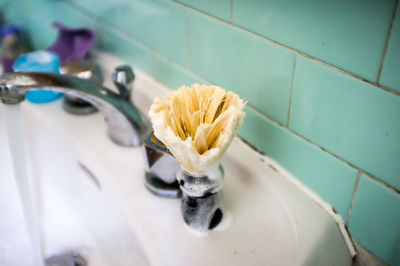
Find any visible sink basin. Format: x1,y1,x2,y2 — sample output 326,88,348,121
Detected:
0,51,354,266
0,102,149,266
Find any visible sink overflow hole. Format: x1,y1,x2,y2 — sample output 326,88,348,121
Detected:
45,252,87,266
78,161,101,190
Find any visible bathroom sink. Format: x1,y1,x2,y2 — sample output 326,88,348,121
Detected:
0,51,354,266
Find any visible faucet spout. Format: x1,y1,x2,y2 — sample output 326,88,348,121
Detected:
0,71,149,146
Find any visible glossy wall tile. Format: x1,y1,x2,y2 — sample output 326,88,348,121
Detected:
290,56,400,191
177,0,231,21
187,9,294,124
238,107,358,219
380,2,400,93
233,0,395,81
71,0,187,66
349,175,400,265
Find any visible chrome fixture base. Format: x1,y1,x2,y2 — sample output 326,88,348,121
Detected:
63,96,98,115
143,132,181,190
144,172,181,198
60,59,103,115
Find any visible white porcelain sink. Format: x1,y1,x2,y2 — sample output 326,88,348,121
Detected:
0,103,149,266
0,52,354,266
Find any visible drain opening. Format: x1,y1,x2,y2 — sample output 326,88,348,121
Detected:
209,208,223,230
45,253,87,266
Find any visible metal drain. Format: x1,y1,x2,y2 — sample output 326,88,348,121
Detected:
45,253,87,266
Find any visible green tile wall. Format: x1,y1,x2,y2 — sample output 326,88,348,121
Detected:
71,0,188,66
380,2,400,93
177,0,231,21
2,0,399,263
238,107,358,220
233,0,395,82
187,9,294,124
290,56,400,191
349,175,400,265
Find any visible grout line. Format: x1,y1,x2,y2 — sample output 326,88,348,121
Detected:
361,171,400,194
171,0,232,23
247,104,400,195
286,54,297,127
373,83,400,96
377,0,399,84
346,171,361,225
230,0,233,23
69,0,400,195
247,104,287,128
170,0,400,97
184,7,190,68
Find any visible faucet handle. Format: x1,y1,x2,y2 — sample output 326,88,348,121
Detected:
112,65,135,101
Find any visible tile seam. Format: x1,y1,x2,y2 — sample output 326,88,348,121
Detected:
172,0,232,23
286,54,297,127
376,0,399,84
247,104,400,195
184,7,190,68
171,0,400,97
361,171,400,194
230,0,233,23
346,171,361,225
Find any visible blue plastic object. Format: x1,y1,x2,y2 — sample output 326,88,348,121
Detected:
13,50,63,103
0,24,20,39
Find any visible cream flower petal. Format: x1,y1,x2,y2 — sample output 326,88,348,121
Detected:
149,84,246,173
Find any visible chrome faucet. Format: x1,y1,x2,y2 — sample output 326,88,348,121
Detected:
0,65,149,146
